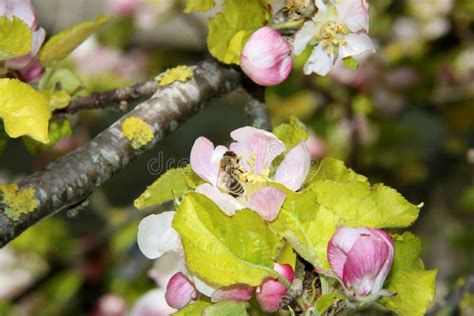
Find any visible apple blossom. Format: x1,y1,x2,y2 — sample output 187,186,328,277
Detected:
256,263,294,312
294,0,375,75
191,126,311,221
327,227,394,297
240,27,293,86
1,0,46,81
211,284,254,303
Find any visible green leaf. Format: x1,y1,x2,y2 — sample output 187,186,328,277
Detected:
134,165,201,209
0,79,50,143
39,15,110,66
173,192,282,286
342,56,359,70
382,233,437,316
207,0,271,64
315,293,346,314
203,301,248,316
23,118,72,154
0,16,32,60
306,157,367,185
174,301,211,315
273,116,309,151
39,68,86,96
184,0,216,13
270,189,339,269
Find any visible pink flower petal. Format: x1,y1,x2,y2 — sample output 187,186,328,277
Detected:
305,132,326,160
274,141,311,191
247,187,286,221
211,284,254,303
190,137,225,186
130,289,176,316
137,212,182,259
230,127,285,175
195,183,244,216
336,0,370,32
165,272,198,309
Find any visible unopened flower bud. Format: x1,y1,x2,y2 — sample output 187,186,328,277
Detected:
165,272,198,309
240,27,293,86
327,227,394,297
256,263,294,312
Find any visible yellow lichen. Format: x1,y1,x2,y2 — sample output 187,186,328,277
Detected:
157,65,194,87
0,184,39,221
122,117,154,149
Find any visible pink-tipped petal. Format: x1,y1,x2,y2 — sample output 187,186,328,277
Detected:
336,0,370,32
190,137,224,185
165,272,198,309
247,187,286,221
137,212,182,259
230,127,285,175
211,284,254,303
195,183,244,216
274,141,311,191
130,289,176,316
0,0,37,29
305,132,326,160
240,27,293,86
19,57,43,82
327,227,361,279
256,264,294,313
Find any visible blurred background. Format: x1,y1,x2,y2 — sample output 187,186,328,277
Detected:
0,0,473,315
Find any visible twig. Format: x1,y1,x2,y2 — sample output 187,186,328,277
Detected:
55,80,159,115
0,59,241,247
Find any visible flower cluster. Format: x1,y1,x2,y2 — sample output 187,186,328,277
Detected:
134,126,404,314
240,0,375,85
0,0,45,81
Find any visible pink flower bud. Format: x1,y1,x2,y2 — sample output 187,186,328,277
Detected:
305,132,326,160
211,284,254,303
240,27,293,86
327,227,394,297
19,57,43,82
256,263,294,312
165,272,198,309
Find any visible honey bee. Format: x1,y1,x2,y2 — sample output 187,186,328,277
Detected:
218,151,246,197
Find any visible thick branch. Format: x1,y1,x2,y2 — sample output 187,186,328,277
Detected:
0,60,241,247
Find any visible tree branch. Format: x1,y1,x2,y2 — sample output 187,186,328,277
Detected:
0,59,241,247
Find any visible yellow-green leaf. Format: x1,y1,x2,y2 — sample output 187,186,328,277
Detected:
270,189,340,269
174,301,211,315
382,233,437,316
184,0,215,13
0,16,32,60
134,166,198,209
0,79,50,143
39,15,110,66
23,118,72,154
273,116,309,151
203,301,248,316
207,0,271,64
173,192,282,286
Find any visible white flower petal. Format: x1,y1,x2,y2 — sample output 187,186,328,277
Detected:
192,275,219,297
130,289,176,316
294,21,316,56
195,183,244,216
274,141,311,191
336,0,370,32
304,43,334,76
137,212,182,259
339,33,375,59
149,252,185,288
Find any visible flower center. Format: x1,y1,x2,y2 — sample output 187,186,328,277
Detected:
318,21,349,54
